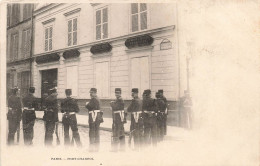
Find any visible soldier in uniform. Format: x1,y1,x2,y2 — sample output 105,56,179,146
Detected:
143,89,158,147
85,88,103,152
158,89,168,135
110,88,126,152
155,92,166,142
127,88,143,150
22,87,38,145
61,89,82,147
7,87,22,145
43,87,59,146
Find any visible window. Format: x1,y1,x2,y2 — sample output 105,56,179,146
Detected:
7,5,11,27
131,3,147,32
66,66,78,96
11,4,20,25
23,4,32,21
20,71,30,97
96,7,108,40
11,33,19,61
44,26,53,51
95,61,109,98
68,18,77,46
22,29,31,58
131,57,149,93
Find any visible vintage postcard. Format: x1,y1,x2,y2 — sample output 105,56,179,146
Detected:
0,0,259,166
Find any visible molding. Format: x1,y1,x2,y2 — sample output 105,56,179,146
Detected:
7,57,32,66
91,52,112,58
90,3,102,7
34,25,175,57
63,8,81,17
42,18,56,25
125,45,153,53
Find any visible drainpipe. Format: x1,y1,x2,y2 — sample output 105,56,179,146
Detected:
29,4,34,87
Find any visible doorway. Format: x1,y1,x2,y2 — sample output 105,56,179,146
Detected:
41,68,57,99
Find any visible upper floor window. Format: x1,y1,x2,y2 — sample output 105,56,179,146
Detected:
68,18,77,46
23,4,33,21
131,3,147,32
7,5,11,27
22,29,31,58
44,26,53,52
11,4,20,25
11,33,19,61
96,7,108,40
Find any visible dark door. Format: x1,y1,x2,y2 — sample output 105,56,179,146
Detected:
41,68,57,99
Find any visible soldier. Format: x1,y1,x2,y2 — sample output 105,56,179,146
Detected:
143,89,158,147
127,88,143,150
61,89,82,147
22,87,38,145
85,88,103,152
155,92,166,142
7,87,22,145
110,88,126,152
43,87,59,146
158,89,168,135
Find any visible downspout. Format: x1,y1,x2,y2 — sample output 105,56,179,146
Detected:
29,4,34,87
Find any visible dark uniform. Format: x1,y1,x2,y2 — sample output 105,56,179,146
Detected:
7,87,22,145
143,89,158,146
127,88,143,150
85,88,103,152
158,89,168,135
61,89,82,146
43,88,59,146
111,88,126,152
22,87,38,145
155,92,167,142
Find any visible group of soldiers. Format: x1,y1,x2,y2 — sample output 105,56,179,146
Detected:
7,86,168,152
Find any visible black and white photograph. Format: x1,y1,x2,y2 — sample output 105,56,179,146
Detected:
0,1,259,166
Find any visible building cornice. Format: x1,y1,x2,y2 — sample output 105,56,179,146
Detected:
63,8,81,16
34,25,175,57
34,4,63,16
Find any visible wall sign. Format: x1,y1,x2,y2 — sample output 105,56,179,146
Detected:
35,53,60,64
125,34,153,49
90,42,112,55
160,39,172,50
63,49,80,59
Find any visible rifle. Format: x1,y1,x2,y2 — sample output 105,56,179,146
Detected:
55,122,60,145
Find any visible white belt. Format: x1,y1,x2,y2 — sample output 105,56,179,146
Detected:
64,112,75,115
89,110,101,122
23,107,35,111
144,110,155,114
113,110,125,122
132,111,142,123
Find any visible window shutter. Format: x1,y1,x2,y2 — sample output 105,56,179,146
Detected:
140,12,147,30
131,3,138,14
17,72,22,89
140,3,147,12
22,30,26,58
44,28,48,51
68,20,72,46
49,27,53,50
73,18,77,45
7,5,11,26
27,29,31,57
14,34,18,60
96,10,101,40
132,15,138,32
102,8,108,23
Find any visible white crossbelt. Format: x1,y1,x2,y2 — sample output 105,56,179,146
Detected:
144,110,155,114
132,111,142,123
89,110,101,122
23,107,35,111
64,112,75,115
113,110,125,122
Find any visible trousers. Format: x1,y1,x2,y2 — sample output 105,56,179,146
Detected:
111,121,125,151
44,121,55,146
22,111,36,145
144,115,157,147
89,122,100,151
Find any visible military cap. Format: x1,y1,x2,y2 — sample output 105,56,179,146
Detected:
158,89,164,94
131,88,138,93
49,87,57,94
115,88,121,93
11,87,19,95
155,92,160,98
90,88,97,93
29,87,35,93
144,89,151,95
65,89,72,96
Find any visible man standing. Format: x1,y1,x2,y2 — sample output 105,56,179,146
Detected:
183,90,193,129
127,88,143,150
7,87,22,145
158,89,168,135
155,92,166,142
22,87,38,145
43,87,59,146
143,89,158,147
110,88,126,152
85,88,103,152
61,89,82,147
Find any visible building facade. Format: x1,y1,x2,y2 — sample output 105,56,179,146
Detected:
33,3,183,125
6,4,35,97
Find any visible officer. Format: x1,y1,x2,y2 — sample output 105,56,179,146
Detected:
155,92,166,142
22,87,38,145
85,88,103,152
43,87,59,146
158,89,168,135
61,89,82,147
142,89,158,147
110,88,126,152
7,87,22,145
127,88,143,150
